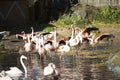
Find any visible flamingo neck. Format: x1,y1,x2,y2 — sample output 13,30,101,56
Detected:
71,27,74,38
27,35,31,44
38,38,42,53
31,27,34,39
41,36,44,46
54,30,57,47
20,57,27,78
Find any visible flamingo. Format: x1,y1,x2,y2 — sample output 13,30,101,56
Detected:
75,30,83,44
87,33,115,49
16,31,28,42
43,63,58,76
43,27,58,56
56,39,70,67
53,27,58,49
69,26,80,47
32,27,55,42
0,71,12,80
16,27,35,43
58,38,66,45
57,40,70,53
41,31,55,41
81,26,99,38
5,55,27,78
23,35,36,52
30,29,55,53
72,26,99,49
37,35,47,60
44,40,55,54
30,26,40,43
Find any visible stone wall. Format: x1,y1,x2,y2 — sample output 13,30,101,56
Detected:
78,0,120,7
0,0,71,26
0,1,30,26
0,0,120,27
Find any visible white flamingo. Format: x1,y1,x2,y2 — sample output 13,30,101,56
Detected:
75,30,83,44
30,27,40,43
69,26,80,47
5,55,27,78
37,35,47,59
43,63,58,76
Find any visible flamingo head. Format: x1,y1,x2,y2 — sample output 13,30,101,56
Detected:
48,63,56,69
21,55,27,60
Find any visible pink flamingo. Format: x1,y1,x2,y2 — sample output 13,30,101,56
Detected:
16,31,28,42
81,26,99,38
23,35,36,52
57,40,70,53
44,27,59,56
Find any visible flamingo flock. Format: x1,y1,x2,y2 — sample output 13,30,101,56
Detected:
16,27,70,57
15,25,115,58
0,24,115,80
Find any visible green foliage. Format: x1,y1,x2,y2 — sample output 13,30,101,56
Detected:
43,27,54,32
95,6,120,23
55,13,91,27
34,23,54,32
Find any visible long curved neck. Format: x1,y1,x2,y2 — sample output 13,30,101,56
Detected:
31,27,34,39
27,35,31,44
71,27,75,38
41,35,44,46
20,57,27,78
54,28,57,47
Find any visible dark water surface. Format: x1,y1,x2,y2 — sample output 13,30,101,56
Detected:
0,50,120,80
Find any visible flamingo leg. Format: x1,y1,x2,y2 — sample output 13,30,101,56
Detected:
59,55,63,70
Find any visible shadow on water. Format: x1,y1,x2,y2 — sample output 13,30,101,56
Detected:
0,52,19,70
0,50,120,80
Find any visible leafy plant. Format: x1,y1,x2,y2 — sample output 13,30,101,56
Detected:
55,13,91,28
43,27,54,32
95,6,120,23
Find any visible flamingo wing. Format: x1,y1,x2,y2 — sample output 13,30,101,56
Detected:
97,33,115,41
58,39,66,46
83,27,99,35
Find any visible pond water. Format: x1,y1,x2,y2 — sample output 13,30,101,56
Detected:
0,49,120,80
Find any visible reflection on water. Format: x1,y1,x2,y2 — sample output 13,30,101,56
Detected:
107,54,120,75
0,51,120,80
